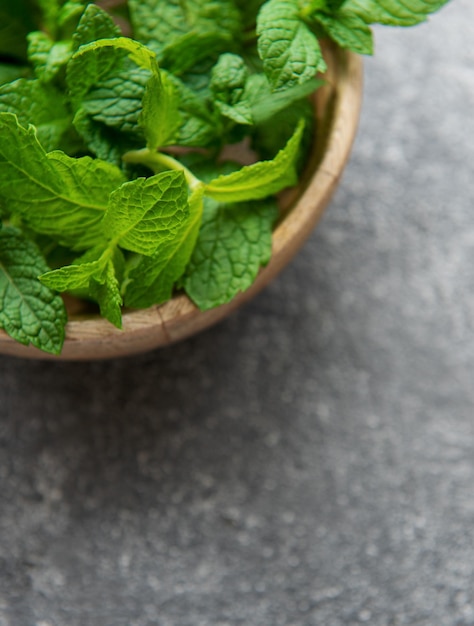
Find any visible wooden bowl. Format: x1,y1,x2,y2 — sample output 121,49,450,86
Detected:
0,45,363,360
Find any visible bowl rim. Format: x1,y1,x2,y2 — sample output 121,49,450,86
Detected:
0,45,363,360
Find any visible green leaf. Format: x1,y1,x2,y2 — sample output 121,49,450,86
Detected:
0,227,66,355
252,98,314,165
245,73,322,124
27,32,73,83
184,198,278,310
35,0,62,37
71,36,159,76
57,0,90,38
140,67,182,150
72,107,143,166
211,54,253,126
103,170,190,256
68,37,163,161
0,113,125,249
129,0,242,72
72,4,121,52
89,258,123,328
40,246,124,328
342,0,450,26
0,79,72,152
39,256,104,292
80,65,150,134
124,188,204,309
165,72,219,147
205,119,304,203
73,35,182,150
311,9,373,54
257,0,326,91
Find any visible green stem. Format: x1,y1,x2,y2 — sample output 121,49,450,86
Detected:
123,148,202,191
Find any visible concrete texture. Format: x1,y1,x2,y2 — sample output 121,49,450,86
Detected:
1,2,474,625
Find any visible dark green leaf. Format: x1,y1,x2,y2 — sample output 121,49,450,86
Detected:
0,227,66,354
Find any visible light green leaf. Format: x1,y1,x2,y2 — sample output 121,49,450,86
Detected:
27,32,73,83
211,54,253,126
311,10,374,54
0,227,66,355
72,107,141,166
35,0,62,36
205,119,304,203
184,198,278,310
140,68,182,150
40,247,124,328
103,170,189,256
342,0,450,26
39,254,104,292
72,4,121,51
81,65,150,134
124,188,204,309
90,259,123,328
0,113,125,249
72,36,159,76
165,72,219,147
69,36,177,153
0,79,72,151
257,0,326,91
129,0,242,72
68,37,162,162
246,73,322,124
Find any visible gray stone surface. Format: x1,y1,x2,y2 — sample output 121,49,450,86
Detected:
1,3,474,625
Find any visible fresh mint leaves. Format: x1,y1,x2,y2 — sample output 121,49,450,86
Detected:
0,0,451,353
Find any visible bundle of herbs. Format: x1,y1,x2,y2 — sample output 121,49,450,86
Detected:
0,0,449,355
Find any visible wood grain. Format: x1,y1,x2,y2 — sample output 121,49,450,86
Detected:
0,45,363,360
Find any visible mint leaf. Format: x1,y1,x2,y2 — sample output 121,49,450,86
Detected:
342,0,450,26
257,0,326,91
205,119,304,203
165,72,219,147
184,198,277,310
72,107,141,166
103,170,190,256
0,227,66,355
35,0,62,37
89,258,123,328
68,37,160,161
27,32,73,83
124,188,204,309
252,98,314,164
129,0,242,73
140,67,181,150
311,10,373,54
80,65,150,134
72,4,121,51
40,256,105,292
0,79,72,151
0,113,125,249
40,246,124,328
246,74,322,124
211,54,253,126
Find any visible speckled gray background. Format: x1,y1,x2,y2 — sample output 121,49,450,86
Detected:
1,3,474,625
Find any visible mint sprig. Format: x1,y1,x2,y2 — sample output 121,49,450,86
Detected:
0,0,451,354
